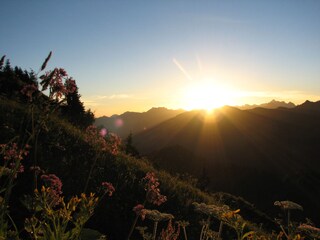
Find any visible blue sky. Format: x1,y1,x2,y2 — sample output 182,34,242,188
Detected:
1,1,320,116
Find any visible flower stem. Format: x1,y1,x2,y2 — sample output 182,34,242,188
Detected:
127,199,147,240
83,154,99,193
183,226,188,240
127,214,139,240
152,221,158,240
218,221,223,239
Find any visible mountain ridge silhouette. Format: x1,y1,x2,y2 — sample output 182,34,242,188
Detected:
132,100,320,224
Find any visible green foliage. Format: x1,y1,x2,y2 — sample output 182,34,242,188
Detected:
24,188,100,240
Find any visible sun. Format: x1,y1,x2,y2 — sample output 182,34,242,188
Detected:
181,80,238,112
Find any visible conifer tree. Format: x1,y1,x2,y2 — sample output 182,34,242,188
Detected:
124,132,140,157
62,86,94,128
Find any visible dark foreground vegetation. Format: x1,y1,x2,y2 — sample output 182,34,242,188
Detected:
0,53,319,239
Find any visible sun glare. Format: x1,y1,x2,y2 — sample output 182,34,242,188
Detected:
181,80,238,112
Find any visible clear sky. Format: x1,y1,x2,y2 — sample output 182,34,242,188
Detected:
1,1,320,116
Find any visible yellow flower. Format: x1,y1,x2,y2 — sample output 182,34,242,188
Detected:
222,209,240,219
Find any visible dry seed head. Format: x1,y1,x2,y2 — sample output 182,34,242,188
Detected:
193,202,229,216
274,200,303,211
144,209,174,222
0,55,5,69
40,51,52,71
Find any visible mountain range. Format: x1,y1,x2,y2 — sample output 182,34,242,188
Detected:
237,99,296,110
130,100,320,224
95,100,296,138
94,107,184,138
94,100,320,223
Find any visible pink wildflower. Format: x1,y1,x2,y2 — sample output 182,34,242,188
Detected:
50,77,67,99
85,125,108,151
9,162,24,172
21,84,38,101
65,77,77,93
41,174,63,205
84,125,120,155
101,182,115,196
41,174,62,195
1,143,29,163
133,204,146,220
0,143,30,178
9,162,24,178
40,68,76,100
143,172,167,206
107,133,121,155
58,68,67,77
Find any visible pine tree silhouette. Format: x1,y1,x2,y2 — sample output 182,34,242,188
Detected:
62,87,94,129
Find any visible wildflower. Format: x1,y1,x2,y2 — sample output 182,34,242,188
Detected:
160,220,180,240
59,68,67,77
143,172,167,206
84,125,120,154
222,209,240,219
41,173,63,205
133,204,147,220
30,165,44,175
101,181,115,196
65,77,77,93
107,133,121,155
1,143,29,163
9,162,24,173
39,67,76,100
50,76,67,99
85,125,108,151
21,84,38,101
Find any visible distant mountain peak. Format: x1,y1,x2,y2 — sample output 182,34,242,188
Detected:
302,100,312,105
238,100,296,110
94,107,185,138
296,100,320,112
